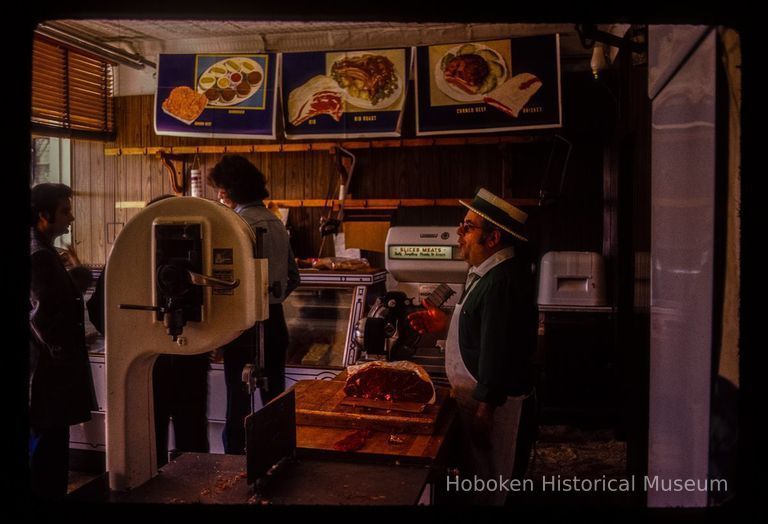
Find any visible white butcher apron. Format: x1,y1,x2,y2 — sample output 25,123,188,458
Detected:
445,278,526,505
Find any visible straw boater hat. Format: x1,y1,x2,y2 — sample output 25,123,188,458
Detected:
459,188,528,242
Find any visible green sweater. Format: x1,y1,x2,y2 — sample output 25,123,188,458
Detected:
458,256,537,406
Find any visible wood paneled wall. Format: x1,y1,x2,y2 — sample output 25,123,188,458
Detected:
71,72,608,267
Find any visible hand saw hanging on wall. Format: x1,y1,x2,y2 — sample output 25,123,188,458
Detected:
317,145,356,258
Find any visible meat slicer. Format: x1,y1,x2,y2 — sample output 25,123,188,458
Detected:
352,226,469,384
105,197,269,491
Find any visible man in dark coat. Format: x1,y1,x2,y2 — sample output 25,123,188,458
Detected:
29,183,97,500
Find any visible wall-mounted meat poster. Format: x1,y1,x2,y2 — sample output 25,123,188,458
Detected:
154,53,278,138
282,48,411,139
415,34,561,135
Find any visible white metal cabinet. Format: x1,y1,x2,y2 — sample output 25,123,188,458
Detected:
72,355,233,455
70,355,106,451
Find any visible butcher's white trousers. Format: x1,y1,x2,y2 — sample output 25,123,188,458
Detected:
445,299,526,506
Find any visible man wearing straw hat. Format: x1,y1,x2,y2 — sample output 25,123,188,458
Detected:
409,187,537,505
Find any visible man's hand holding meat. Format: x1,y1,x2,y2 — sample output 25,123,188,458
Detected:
407,299,449,337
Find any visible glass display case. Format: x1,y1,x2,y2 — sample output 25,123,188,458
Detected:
284,268,387,385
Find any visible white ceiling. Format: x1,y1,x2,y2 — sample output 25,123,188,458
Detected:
38,19,626,95
42,19,596,59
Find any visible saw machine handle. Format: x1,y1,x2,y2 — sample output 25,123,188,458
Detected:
187,270,240,289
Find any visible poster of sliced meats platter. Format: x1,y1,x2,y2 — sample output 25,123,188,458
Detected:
415,35,561,135
155,53,277,138
282,48,411,139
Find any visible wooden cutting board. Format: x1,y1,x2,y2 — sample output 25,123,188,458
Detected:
294,378,450,435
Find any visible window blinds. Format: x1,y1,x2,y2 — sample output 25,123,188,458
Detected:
32,37,115,139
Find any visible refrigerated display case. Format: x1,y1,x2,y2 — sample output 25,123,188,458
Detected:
284,268,387,385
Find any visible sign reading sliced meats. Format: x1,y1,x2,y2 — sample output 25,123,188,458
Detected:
288,75,344,126
483,73,542,118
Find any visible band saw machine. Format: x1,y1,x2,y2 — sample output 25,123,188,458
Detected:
104,196,269,491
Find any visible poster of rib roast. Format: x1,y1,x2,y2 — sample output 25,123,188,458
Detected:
415,34,561,135
281,47,412,139
155,53,278,138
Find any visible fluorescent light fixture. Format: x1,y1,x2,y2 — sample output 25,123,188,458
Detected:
35,22,155,70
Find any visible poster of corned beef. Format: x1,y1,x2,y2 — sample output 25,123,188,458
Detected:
281,48,411,139
415,34,562,135
154,53,277,138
